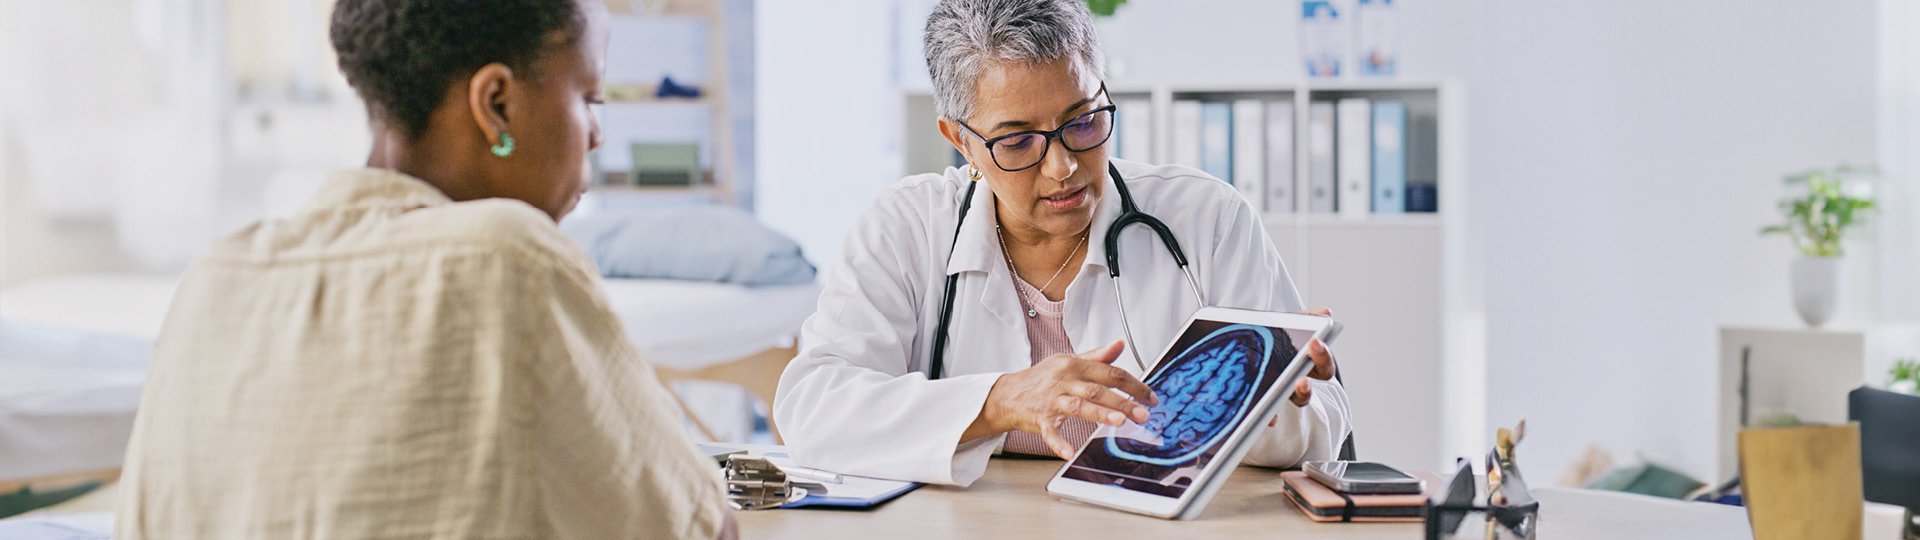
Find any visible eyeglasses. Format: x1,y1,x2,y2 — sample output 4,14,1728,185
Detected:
955,85,1116,172
1424,457,1540,540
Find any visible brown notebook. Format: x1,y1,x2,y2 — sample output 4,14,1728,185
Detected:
1280,470,1447,523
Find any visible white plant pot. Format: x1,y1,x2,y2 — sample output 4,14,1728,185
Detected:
1790,256,1842,328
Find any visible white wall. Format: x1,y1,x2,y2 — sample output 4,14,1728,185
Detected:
755,0,902,267
2,0,368,287
1090,0,1465,85
1,0,225,285
1879,0,1920,321
1465,2,1881,480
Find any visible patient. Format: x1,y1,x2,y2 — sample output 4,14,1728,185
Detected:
115,1,735,539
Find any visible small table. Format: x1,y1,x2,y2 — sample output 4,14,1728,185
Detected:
737,457,1753,539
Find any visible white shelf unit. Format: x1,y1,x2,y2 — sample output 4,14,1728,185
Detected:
901,80,1481,470
590,0,741,206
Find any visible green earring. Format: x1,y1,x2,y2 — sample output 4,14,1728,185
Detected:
490,132,515,158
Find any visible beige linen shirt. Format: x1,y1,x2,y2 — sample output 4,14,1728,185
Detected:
116,169,725,540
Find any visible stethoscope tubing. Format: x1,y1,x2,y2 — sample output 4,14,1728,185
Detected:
930,161,1201,379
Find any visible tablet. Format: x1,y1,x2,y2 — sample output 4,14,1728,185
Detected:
1045,307,1338,520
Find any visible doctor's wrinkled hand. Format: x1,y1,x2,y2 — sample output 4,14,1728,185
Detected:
962,340,1160,459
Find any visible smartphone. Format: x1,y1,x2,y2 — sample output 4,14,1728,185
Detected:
1303,461,1424,495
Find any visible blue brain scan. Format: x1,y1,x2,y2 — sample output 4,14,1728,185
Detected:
1108,324,1274,466
1059,319,1308,499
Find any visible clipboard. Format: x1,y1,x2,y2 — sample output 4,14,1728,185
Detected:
783,478,922,509
706,443,922,510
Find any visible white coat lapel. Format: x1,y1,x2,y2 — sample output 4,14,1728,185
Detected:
941,173,1034,375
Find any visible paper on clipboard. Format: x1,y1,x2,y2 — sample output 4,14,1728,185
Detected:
762,455,921,507
705,443,921,509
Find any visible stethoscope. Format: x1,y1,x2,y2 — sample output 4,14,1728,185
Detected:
924,161,1358,459
928,161,1203,380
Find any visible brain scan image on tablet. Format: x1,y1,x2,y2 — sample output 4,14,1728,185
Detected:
1059,320,1315,499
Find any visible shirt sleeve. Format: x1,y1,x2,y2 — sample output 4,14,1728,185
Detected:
1199,189,1353,468
508,249,729,540
773,189,1004,486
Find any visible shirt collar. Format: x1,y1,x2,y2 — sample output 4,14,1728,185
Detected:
943,163,1124,277
300,168,454,214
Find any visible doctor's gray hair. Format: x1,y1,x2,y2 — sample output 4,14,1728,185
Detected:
923,0,1106,122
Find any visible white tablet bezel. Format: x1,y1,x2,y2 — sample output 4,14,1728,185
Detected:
1044,307,1335,519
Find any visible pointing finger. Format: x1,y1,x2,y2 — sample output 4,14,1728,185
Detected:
1079,340,1126,365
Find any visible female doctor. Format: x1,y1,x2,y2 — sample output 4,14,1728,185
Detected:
773,0,1351,487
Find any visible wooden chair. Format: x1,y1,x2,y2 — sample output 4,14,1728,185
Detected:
654,345,796,443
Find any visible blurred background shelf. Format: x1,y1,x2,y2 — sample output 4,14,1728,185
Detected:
584,0,753,209
1266,212,1443,228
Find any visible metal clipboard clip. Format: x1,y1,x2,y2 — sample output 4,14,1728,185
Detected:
724,455,809,511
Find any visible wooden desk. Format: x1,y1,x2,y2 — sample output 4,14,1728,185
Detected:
738,457,1754,539
0,458,1757,538
740,457,1407,539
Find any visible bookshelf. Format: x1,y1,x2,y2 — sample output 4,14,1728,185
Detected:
900,80,1481,470
589,0,740,205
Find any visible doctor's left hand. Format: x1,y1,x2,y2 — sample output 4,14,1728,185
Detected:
1279,307,1340,416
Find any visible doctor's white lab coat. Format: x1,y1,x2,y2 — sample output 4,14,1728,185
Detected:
773,159,1352,486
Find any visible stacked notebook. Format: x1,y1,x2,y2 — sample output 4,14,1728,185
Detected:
1279,470,1446,523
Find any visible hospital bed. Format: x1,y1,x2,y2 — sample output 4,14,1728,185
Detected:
0,273,819,501
597,278,820,441
0,274,168,493
0,321,148,517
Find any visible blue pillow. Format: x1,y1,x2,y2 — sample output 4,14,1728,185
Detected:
560,206,816,286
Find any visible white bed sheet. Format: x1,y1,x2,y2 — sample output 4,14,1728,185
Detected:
0,323,150,483
0,273,178,340
0,274,817,478
599,278,820,372
0,511,114,539
1,274,172,483
0,275,826,371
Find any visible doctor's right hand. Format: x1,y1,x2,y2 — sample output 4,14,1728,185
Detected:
963,340,1160,459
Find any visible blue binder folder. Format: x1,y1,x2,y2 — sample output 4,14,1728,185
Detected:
1371,100,1407,214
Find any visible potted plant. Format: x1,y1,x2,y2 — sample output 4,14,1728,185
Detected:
1892,358,1918,395
1760,165,1877,327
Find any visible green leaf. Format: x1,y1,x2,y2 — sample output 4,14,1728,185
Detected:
1894,359,1920,385
1766,164,1879,254
1083,0,1127,16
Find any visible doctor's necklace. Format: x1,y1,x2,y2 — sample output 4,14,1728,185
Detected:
994,223,1087,318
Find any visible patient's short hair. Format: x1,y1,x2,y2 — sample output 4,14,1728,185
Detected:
923,0,1106,122
330,0,584,139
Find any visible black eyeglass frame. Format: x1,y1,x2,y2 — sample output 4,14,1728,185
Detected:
954,85,1117,172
